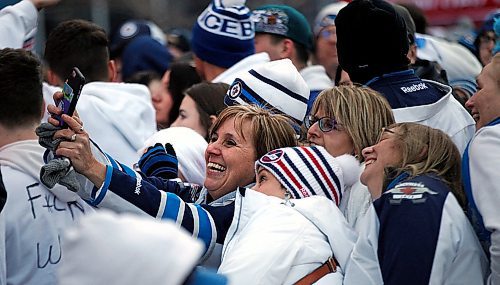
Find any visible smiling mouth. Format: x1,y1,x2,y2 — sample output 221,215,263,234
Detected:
365,158,376,166
207,162,226,172
471,112,480,122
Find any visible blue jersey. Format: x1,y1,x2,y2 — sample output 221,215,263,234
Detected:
366,69,443,109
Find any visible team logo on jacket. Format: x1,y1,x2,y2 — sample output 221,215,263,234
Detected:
385,182,437,205
260,149,284,163
228,81,242,99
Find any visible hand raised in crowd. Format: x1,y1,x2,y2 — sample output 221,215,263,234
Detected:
46,91,106,187
29,0,61,10
138,143,179,180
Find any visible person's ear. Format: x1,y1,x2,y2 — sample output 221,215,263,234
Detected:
280,38,294,58
46,69,62,86
209,115,217,125
108,60,117,82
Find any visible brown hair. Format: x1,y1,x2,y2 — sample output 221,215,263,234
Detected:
387,122,465,207
210,105,298,159
185,82,228,139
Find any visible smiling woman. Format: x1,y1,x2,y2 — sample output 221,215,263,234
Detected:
345,122,488,285
306,85,394,230
200,104,299,203
43,100,298,269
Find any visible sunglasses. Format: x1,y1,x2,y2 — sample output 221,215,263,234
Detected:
304,116,342,132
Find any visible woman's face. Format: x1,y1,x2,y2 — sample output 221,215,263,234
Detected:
478,31,495,66
204,117,257,200
315,26,339,71
171,95,207,138
252,167,285,198
360,128,402,199
150,71,173,128
307,107,355,157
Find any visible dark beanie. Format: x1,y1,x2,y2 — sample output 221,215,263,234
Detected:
335,0,410,84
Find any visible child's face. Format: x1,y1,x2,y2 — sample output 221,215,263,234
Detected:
252,167,286,198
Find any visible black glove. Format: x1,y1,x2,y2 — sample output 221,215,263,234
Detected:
138,143,178,180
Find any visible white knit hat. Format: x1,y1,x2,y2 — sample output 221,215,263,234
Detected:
313,1,348,35
255,146,360,206
58,211,204,285
140,127,208,186
224,58,310,124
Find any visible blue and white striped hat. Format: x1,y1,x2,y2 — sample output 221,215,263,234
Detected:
224,58,310,124
255,146,359,206
191,0,255,69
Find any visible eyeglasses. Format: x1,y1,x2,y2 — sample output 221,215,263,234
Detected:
319,28,336,39
479,32,498,45
304,116,342,132
376,127,397,143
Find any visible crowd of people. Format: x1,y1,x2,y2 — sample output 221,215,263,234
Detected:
0,0,499,284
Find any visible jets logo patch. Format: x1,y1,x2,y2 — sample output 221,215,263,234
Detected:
385,182,437,205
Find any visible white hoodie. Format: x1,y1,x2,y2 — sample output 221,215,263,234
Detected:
0,0,38,49
218,188,357,285
43,81,157,167
0,140,94,285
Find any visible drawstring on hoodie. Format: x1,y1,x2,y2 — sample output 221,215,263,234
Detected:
281,190,295,207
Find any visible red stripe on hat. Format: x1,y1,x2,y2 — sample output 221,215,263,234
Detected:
276,159,306,197
302,147,339,204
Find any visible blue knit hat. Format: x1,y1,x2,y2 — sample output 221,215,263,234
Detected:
110,20,166,58
191,0,255,69
121,35,172,81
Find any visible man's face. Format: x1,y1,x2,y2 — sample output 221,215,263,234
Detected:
254,33,284,61
465,61,500,130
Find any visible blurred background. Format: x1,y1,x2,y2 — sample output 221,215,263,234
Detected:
2,0,498,56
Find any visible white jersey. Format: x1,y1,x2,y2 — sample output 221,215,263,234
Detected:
463,118,500,285
0,140,94,285
42,81,157,167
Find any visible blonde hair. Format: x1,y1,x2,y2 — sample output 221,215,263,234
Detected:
388,122,465,207
209,105,298,159
310,85,395,161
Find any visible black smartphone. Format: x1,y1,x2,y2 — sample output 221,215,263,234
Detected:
56,67,85,128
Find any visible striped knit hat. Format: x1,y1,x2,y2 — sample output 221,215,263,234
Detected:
255,146,360,206
224,58,309,124
191,0,255,69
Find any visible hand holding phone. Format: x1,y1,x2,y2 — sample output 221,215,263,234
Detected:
56,67,85,128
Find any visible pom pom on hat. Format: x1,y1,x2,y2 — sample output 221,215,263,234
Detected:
255,146,360,206
333,154,361,188
191,0,255,68
224,58,309,124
